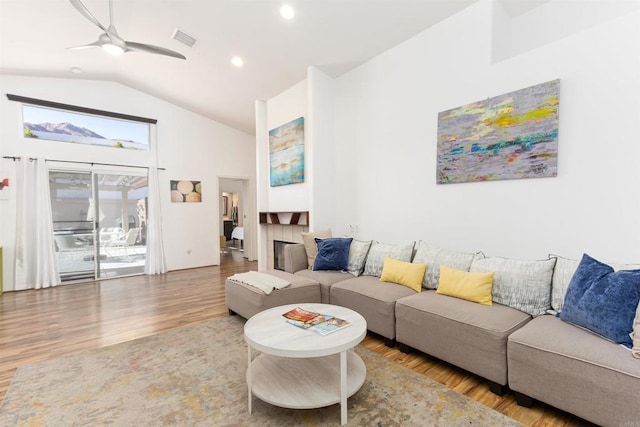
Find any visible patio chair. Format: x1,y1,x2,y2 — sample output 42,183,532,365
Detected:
104,228,139,258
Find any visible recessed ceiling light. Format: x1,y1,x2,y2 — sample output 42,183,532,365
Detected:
231,56,244,68
69,67,83,74
280,4,295,20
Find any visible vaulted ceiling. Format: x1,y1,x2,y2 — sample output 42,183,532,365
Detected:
0,0,547,135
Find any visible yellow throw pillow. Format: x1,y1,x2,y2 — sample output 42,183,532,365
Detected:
436,265,494,305
380,257,425,293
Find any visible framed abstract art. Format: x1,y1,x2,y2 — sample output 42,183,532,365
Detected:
437,79,560,184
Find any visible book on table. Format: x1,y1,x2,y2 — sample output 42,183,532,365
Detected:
282,307,351,336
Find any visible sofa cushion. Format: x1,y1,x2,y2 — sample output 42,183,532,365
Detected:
330,276,415,340
347,239,372,277
436,265,493,305
470,256,555,316
508,315,640,426
294,269,353,303
301,229,332,268
558,253,640,348
312,237,352,271
412,241,481,289
362,241,414,277
225,270,320,320
550,254,640,312
549,255,581,312
396,291,531,385
380,258,425,292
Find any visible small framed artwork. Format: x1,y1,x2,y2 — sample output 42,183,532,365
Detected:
170,180,202,203
0,172,9,200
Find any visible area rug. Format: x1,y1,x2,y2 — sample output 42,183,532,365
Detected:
0,316,522,426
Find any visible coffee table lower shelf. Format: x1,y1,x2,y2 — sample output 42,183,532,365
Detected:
248,350,366,409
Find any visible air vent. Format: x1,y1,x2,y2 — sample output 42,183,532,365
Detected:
171,28,197,48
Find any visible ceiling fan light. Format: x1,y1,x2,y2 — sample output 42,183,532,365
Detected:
102,42,125,55
280,4,295,20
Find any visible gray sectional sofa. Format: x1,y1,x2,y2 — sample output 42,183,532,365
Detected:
225,240,640,426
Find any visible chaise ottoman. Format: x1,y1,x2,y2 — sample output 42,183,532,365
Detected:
225,269,321,319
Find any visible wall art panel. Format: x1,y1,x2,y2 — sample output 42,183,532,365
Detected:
437,79,559,184
269,117,305,187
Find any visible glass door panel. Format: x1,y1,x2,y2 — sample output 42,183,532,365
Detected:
50,169,148,282
95,173,148,278
50,171,96,282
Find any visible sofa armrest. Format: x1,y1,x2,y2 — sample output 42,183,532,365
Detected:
284,243,308,273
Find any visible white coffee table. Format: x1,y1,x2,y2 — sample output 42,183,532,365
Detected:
244,303,367,425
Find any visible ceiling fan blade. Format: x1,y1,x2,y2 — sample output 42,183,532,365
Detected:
126,41,186,60
69,0,110,34
67,40,102,50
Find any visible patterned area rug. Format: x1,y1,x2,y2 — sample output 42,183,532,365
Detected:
0,316,521,426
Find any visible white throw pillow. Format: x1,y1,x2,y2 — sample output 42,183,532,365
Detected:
471,256,556,317
347,239,372,277
412,241,482,289
362,241,414,277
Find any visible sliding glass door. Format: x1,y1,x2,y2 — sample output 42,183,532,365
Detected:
50,168,148,282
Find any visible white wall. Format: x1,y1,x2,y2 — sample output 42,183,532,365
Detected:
329,0,640,262
0,75,255,290
307,67,337,231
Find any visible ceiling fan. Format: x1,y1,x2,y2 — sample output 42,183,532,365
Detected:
68,0,186,60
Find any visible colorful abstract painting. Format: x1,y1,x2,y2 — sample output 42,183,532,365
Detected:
269,117,305,187
437,79,559,184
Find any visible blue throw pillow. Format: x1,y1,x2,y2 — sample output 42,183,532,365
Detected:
312,237,353,271
558,253,640,348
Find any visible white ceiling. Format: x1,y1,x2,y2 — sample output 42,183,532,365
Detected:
0,0,547,135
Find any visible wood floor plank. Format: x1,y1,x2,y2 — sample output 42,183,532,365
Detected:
0,250,586,426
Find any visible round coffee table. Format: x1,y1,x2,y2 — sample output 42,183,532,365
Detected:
244,303,367,425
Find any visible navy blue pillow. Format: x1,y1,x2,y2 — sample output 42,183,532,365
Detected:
312,237,353,271
558,253,640,348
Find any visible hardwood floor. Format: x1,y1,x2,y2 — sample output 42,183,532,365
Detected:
0,249,587,426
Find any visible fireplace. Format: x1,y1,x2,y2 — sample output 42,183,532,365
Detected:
273,240,294,270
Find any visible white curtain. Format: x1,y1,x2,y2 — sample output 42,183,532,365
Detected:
144,166,167,275
14,158,60,290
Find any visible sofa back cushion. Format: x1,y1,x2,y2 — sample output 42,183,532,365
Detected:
363,241,414,277
347,239,373,277
412,241,482,289
558,253,640,348
634,303,640,359
470,256,556,316
550,254,640,312
301,229,332,269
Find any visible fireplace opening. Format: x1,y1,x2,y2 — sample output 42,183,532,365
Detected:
273,240,294,271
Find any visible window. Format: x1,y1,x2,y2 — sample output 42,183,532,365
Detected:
22,105,150,151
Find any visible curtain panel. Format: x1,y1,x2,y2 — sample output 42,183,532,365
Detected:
144,166,167,275
14,158,60,290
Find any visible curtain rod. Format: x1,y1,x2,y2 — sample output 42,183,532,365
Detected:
2,156,165,171
6,94,157,125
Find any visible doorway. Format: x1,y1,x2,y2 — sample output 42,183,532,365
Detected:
219,177,252,264
50,168,148,282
